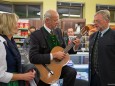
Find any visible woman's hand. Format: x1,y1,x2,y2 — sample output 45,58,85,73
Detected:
22,70,36,81
12,70,36,81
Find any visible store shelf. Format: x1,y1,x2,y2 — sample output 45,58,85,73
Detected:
13,35,27,39
18,28,28,30
15,41,24,44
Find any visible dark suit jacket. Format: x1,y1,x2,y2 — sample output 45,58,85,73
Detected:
89,28,115,86
29,27,77,64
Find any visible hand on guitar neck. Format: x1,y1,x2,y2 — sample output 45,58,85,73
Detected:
72,38,81,50
73,26,89,50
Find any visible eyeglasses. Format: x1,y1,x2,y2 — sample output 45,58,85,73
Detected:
93,20,102,23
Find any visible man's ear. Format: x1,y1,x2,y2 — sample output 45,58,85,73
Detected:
45,17,50,24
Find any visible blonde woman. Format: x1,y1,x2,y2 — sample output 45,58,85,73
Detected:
0,13,35,86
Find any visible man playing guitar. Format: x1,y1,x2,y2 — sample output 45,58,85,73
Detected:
29,9,80,86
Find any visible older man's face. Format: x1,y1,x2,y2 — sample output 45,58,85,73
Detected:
50,14,59,29
94,14,108,31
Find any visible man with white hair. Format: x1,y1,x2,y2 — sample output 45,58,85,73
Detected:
29,9,81,86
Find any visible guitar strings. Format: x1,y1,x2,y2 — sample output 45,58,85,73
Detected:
64,28,88,54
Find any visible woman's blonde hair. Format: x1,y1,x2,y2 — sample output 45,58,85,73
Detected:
0,13,19,35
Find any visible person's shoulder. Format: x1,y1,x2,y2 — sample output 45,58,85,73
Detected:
31,28,42,35
110,28,115,32
90,31,97,37
30,27,44,39
0,36,6,43
109,28,115,36
0,36,6,47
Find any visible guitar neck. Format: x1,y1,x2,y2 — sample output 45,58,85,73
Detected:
64,29,88,54
64,42,75,54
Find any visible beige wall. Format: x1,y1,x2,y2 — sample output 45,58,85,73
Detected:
2,0,115,24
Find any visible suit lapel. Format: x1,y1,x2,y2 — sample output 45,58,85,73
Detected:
89,32,98,53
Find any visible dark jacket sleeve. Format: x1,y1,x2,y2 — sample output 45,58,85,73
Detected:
29,30,51,64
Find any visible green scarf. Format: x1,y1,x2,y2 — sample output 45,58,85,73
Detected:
43,28,60,50
0,81,19,86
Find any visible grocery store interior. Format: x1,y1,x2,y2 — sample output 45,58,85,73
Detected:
0,0,115,86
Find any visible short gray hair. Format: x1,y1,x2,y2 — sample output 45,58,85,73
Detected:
95,10,110,21
44,10,52,20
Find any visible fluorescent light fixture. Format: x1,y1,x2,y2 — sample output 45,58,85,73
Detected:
37,12,41,15
0,11,9,13
62,14,80,17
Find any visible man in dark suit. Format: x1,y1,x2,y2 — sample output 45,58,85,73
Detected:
29,9,80,86
89,10,115,86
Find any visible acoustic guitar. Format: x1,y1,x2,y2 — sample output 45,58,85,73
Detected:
35,27,88,84
35,40,75,84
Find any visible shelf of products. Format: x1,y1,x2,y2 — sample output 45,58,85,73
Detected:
14,19,29,48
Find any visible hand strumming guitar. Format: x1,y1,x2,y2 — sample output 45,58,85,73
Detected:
52,51,66,60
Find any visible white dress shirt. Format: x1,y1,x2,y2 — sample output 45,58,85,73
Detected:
0,36,13,83
100,27,109,37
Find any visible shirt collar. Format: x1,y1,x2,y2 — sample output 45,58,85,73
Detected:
44,24,51,33
100,26,109,37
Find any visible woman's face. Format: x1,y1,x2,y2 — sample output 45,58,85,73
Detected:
12,22,19,35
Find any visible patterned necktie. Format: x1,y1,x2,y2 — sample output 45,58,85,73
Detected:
98,32,102,38
92,32,101,73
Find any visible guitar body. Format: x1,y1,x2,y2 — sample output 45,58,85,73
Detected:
35,46,70,84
